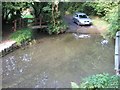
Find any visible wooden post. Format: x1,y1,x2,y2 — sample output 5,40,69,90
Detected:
14,20,17,31
34,18,37,26
26,18,28,27
23,18,27,27
33,18,36,25
40,17,41,28
19,18,22,29
12,21,14,32
22,18,24,28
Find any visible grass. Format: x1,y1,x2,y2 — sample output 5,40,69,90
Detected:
91,16,109,29
91,16,110,39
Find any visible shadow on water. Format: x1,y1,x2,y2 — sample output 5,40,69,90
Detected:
2,32,115,88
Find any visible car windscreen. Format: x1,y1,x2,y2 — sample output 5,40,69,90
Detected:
79,15,87,18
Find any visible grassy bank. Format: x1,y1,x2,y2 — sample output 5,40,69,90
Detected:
91,16,110,39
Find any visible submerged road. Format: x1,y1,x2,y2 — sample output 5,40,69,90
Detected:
64,15,104,34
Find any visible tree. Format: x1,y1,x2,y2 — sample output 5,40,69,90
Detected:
2,2,27,23
29,2,48,18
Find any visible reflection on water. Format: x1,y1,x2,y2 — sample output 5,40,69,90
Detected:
2,33,115,88
20,54,32,62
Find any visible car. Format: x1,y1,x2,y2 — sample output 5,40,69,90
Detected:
72,12,92,26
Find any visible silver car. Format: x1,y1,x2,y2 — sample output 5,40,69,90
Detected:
72,12,92,26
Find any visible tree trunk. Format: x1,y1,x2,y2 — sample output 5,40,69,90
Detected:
52,3,55,26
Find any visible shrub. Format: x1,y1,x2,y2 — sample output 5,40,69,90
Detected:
10,28,33,45
104,6,119,38
71,73,119,89
48,20,68,35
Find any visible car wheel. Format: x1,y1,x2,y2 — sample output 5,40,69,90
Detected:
90,23,93,26
72,18,75,23
77,21,81,26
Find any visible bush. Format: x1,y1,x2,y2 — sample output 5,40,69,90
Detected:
104,6,119,38
48,20,68,35
71,73,119,89
10,28,33,45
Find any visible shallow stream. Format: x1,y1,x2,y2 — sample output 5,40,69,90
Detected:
2,33,115,88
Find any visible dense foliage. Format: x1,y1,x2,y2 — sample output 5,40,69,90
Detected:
41,2,68,34
105,6,119,38
71,73,119,89
10,28,33,45
48,20,68,34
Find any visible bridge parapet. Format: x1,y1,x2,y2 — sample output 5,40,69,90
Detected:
115,31,120,75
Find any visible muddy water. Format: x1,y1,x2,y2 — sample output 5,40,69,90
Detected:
2,33,115,88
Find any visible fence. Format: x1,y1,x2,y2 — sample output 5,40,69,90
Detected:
12,17,47,31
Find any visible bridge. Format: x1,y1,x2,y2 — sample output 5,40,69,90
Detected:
12,17,47,31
